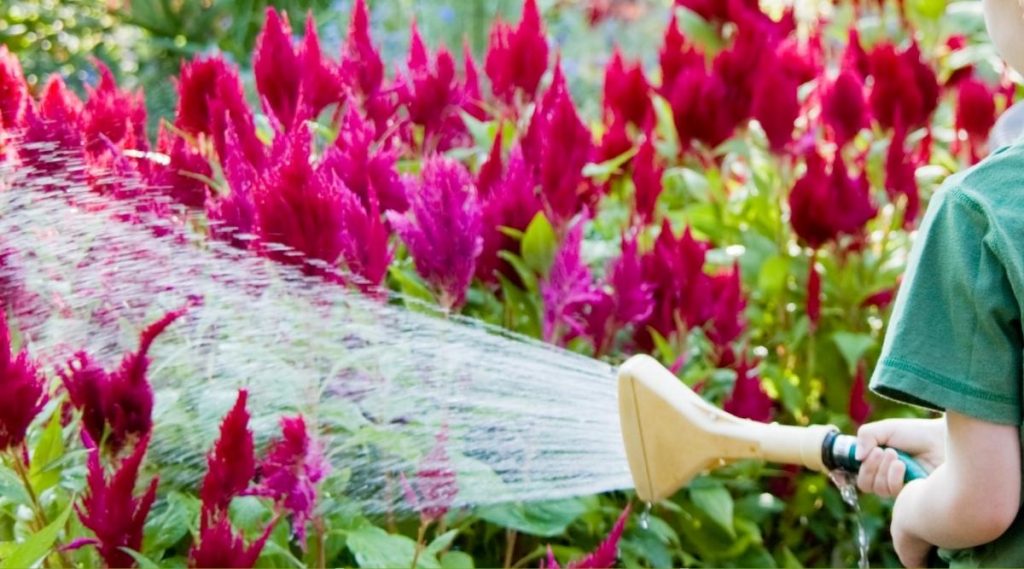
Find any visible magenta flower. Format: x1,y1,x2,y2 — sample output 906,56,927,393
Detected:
200,389,256,518
955,75,998,163
81,61,148,158
843,28,871,79
461,43,487,121
149,125,213,209
399,23,464,149
476,143,542,285
885,122,921,225
246,415,327,546
337,175,393,289
543,505,630,569
707,265,745,356
207,121,258,248
189,514,274,569
297,14,346,118
320,106,407,213
0,45,28,129
401,427,458,524
658,15,704,95
522,67,596,226
596,115,633,165
61,305,190,454
666,63,735,150
388,157,482,310
603,48,651,127
21,76,86,179
72,432,158,569
341,0,385,100
485,0,550,104
788,152,875,248
584,237,654,355
0,315,46,452
822,71,869,148
711,25,767,128
723,356,773,423
868,41,939,130
631,135,663,225
541,223,602,345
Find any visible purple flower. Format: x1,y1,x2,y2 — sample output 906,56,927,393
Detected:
72,433,158,569
401,427,458,524
485,0,550,104
247,415,327,547
199,389,255,518
388,157,483,310
541,223,602,345
0,315,46,452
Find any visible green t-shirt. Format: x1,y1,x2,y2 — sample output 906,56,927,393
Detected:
870,141,1024,567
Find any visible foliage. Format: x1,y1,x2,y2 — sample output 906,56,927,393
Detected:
0,0,1019,568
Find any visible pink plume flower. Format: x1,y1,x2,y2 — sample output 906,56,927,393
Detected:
297,14,346,118
0,45,28,129
341,0,385,100
584,237,654,355
189,513,274,569
21,76,86,180
541,223,603,345
247,415,327,546
462,43,487,121
543,505,630,569
0,315,46,451
399,23,468,151
843,28,871,79
337,174,393,289
868,41,939,130
149,125,213,209
388,157,483,310
476,143,542,285
321,106,407,213
523,67,596,226
603,48,652,127
81,61,148,159
485,0,550,104
200,389,256,518
61,305,191,454
207,120,258,248
72,432,158,569
401,427,458,524
631,134,663,225
822,71,869,148
723,356,773,423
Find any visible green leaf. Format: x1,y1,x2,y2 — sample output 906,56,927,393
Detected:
346,525,438,569
0,464,30,506
261,539,306,568
582,147,638,184
652,95,680,158
120,548,163,569
143,492,197,556
674,6,725,53
831,332,876,376
689,479,735,538
497,252,540,294
440,551,474,569
648,328,676,368
460,111,496,150
520,213,558,276
390,265,436,306
229,496,272,536
477,498,588,537
0,502,72,569
757,256,790,298
29,408,64,495
425,529,458,557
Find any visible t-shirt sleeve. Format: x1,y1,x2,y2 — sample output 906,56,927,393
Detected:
870,187,1023,425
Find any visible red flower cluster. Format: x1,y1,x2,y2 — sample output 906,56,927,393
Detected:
486,0,550,105
401,427,459,524
0,315,46,452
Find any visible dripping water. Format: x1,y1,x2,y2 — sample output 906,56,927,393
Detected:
830,470,870,569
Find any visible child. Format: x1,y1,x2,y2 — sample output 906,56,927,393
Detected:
856,1,1024,566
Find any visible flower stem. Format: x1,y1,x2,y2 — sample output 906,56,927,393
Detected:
9,447,74,568
503,529,517,569
410,519,429,569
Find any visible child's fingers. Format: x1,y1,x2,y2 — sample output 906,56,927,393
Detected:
856,421,895,460
876,448,900,496
857,448,884,494
884,450,906,496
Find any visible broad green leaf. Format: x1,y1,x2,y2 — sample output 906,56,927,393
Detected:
460,111,496,150
582,147,638,184
425,529,458,557
390,266,436,306
230,496,272,536
0,465,30,506
689,479,735,538
477,498,587,537
673,7,724,54
440,551,474,569
497,252,539,293
121,548,163,569
757,256,790,298
1,502,72,569
520,213,557,276
29,408,64,495
652,95,680,158
346,525,438,569
831,332,876,376
261,539,306,568
143,492,197,555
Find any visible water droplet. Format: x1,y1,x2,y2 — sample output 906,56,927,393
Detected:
829,470,870,569
639,502,652,530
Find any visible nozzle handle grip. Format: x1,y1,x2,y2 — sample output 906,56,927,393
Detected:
823,433,929,482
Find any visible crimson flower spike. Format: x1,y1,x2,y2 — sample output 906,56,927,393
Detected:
723,355,774,423
541,222,602,345
81,60,148,158
0,45,29,129
485,0,550,104
341,0,385,99
543,505,631,569
189,513,275,569
401,426,458,524
199,389,255,519
71,432,158,569
0,314,47,452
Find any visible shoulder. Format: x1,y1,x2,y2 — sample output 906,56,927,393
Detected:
949,142,1024,228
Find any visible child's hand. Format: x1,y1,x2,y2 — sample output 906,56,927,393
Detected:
855,418,945,497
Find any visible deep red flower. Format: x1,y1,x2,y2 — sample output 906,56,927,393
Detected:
584,236,655,355
0,45,28,129
522,67,596,226
723,356,773,423
331,167,393,288
476,143,542,285
149,126,213,209
247,415,327,546
751,57,801,152
341,0,385,100
632,134,663,225
868,41,939,130
666,64,736,150
297,14,346,119
188,512,273,569
72,432,158,569
843,28,871,79
955,75,998,163
200,389,255,518
541,223,603,345
0,315,46,451
707,265,745,355
388,157,483,310
849,362,872,426
81,61,148,158
207,121,258,248
543,505,630,569
596,115,633,165
400,23,464,149
658,15,704,94
401,427,458,523
885,122,921,225
789,152,875,248
253,9,302,129
320,106,407,213
603,48,651,127
822,71,869,147
21,76,86,180
485,0,550,104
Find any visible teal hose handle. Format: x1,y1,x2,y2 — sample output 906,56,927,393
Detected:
822,432,929,482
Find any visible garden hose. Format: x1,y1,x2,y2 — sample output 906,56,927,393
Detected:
821,431,929,482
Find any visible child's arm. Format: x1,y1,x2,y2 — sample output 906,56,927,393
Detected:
873,411,1020,567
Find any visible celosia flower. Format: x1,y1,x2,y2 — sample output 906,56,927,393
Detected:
585,237,654,355
62,305,191,454
0,315,46,451
885,122,921,225
603,48,651,127
712,25,767,127
632,135,663,225
207,121,258,247
189,513,274,569
200,389,255,517
327,167,393,288
388,157,482,310
72,432,158,569
541,223,603,344
246,415,327,546
320,106,407,213
849,362,872,427
543,505,630,569
822,71,869,148
297,15,346,118
462,43,487,121
476,143,542,285
21,76,85,179
706,265,745,356
0,45,28,129
400,23,464,148
788,152,875,248
485,0,550,104
843,28,871,79
149,126,213,209
776,33,823,86
596,115,632,165
723,356,773,423
341,0,385,100
81,61,148,158
956,75,998,163
401,427,458,523
522,67,596,226
868,41,939,130
667,64,735,150
658,15,704,94
751,58,801,152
